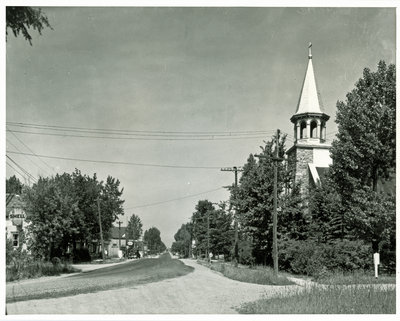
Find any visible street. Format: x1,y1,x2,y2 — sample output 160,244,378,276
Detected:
6,254,299,314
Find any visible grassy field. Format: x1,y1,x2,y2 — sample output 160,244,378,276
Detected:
198,260,294,286
238,284,396,314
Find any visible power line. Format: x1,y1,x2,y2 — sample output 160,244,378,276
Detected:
6,150,224,170
6,137,50,176
6,162,28,183
7,128,55,173
7,121,276,137
6,129,273,141
6,155,37,183
125,187,224,210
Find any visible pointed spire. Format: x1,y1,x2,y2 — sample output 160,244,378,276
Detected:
294,43,323,115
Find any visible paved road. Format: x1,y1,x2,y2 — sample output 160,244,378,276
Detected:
6,253,192,303
6,258,299,314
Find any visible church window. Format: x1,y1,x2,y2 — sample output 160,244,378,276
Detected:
300,121,307,138
310,120,318,138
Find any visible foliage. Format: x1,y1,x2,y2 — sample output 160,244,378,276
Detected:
238,285,395,314
205,262,294,286
143,227,166,255
308,174,347,241
6,175,23,194
6,6,52,45
6,249,79,282
72,248,91,263
278,239,372,277
126,214,143,241
330,61,395,195
233,134,298,265
22,169,125,260
171,223,192,258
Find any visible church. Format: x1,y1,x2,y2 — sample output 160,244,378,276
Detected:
286,44,332,195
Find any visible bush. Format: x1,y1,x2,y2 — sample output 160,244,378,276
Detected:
279,239,372,277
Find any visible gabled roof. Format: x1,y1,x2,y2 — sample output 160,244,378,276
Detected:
295,44,324,115
110,226,127,239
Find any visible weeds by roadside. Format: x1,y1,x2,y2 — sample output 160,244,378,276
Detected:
238,284,396,314
315,270,396,285
198,260,294,286
6,253,80,282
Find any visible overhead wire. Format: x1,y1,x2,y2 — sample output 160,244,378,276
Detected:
6,137,50,176
125,187,225,210
7,128,55,173
6,150,224,170
6,155,37,183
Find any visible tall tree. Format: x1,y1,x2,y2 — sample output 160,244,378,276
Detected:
330,61,395,196
6,175,23,194
6,7,52,45
191,200,215,257
330,61,396,254
171,223,192,258
143,227,166,255
126,214,143,241
233,134,290,265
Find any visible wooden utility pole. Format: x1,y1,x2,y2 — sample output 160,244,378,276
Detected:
118,221,121,250
255,129,282,275
97,198,105,261
221,166,243,267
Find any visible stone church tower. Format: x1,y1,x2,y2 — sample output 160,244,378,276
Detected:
286,44,332,195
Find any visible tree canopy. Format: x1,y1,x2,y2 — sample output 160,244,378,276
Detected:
143,227,166,255
6,6,52,45
23,169,125,260
6,175,23,195
126,213,143,241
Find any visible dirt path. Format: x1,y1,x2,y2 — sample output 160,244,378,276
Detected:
6,259,300,314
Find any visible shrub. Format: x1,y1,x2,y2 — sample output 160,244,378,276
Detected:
279,239,372,277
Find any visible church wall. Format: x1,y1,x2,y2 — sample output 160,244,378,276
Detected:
294,147,314,195
313,148,332,167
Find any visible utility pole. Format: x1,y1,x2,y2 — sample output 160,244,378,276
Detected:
118,221,121,250
221,166,243,267
97,198,105,261
255,129,282,275
207,210,210,262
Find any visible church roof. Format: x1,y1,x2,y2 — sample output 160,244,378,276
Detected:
294,43,324,115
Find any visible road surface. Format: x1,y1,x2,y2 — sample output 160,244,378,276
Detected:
6,255,299,314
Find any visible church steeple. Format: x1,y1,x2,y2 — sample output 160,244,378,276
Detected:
291,43,329,144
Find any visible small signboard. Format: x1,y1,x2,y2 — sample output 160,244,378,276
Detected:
127,241,133,246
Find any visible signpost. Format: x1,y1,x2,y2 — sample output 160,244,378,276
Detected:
374,252,380,278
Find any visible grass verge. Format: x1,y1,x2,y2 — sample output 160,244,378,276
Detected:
6,261,80,282
315,270,396,285
238,284,396,314
198,260,294,286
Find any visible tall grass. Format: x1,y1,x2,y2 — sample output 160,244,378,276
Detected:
200,261,293,286
238,284,396,314
6,261,80,282
315,270,396,285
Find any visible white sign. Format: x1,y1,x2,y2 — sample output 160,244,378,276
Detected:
374,252,380,278
209,252,213,258
127,241,133,246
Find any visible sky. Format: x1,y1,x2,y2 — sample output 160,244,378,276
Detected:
5,6,396,247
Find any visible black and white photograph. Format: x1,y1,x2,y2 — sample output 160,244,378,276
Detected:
3,1,397,316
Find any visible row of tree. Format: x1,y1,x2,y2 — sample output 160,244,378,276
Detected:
172,61,396,274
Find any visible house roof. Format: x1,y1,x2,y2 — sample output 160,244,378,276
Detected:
295,44,325,116
6,194,25,216
110,226,127,239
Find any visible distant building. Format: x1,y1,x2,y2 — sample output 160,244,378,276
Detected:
6,194,28,250
106,226,145,258
287,44,331,195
